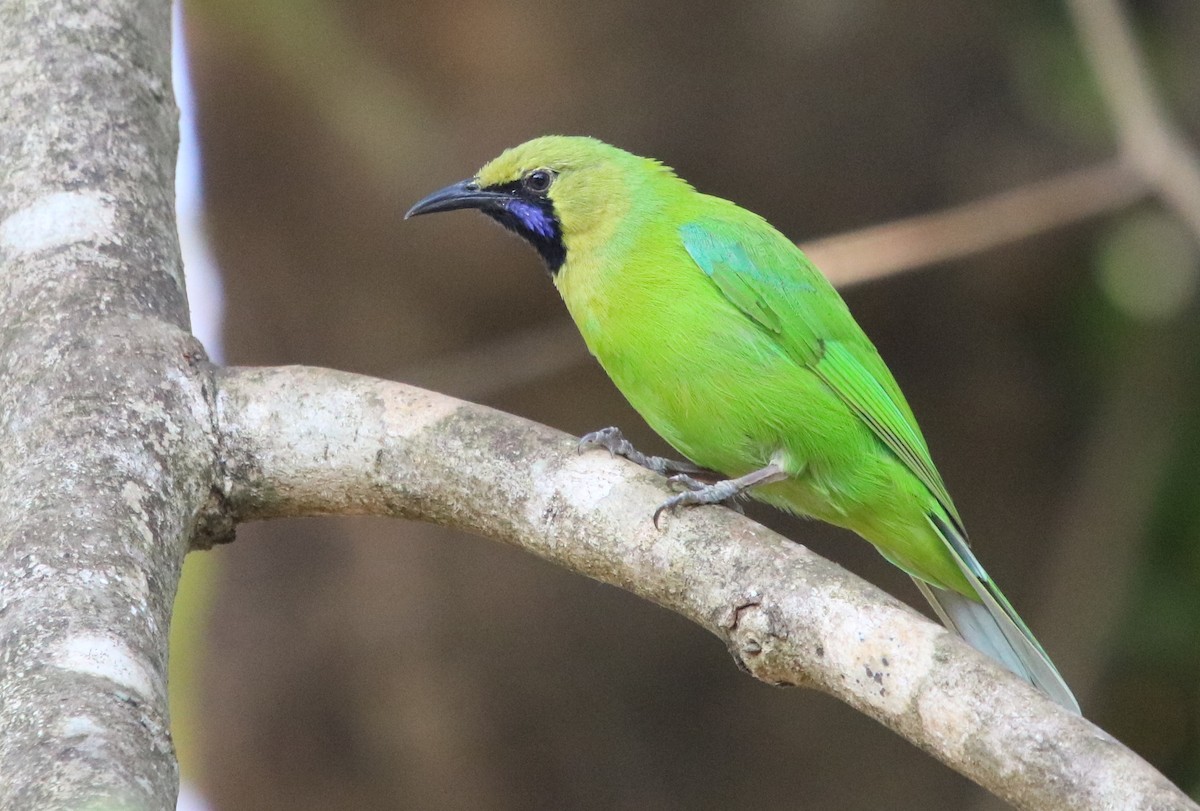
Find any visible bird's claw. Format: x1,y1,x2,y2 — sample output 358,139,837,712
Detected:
653,493,691,529
578,426,711,478
666,473,707,492
577,426,629,457
652,476,746,528
579,427,743,527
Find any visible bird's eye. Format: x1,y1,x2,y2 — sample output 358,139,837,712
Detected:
523,169,554,194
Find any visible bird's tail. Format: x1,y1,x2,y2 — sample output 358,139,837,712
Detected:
913,514,1080,714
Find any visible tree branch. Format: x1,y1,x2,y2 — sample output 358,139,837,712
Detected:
215,365,1196,811
1066,0,1200,237
802,160,1147,286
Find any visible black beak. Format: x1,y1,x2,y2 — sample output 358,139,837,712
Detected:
404,178,507,219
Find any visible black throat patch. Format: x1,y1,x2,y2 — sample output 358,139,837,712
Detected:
480,181,566,274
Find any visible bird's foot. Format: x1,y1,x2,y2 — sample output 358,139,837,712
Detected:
653,476,746,528
577,426,711,477
652,464,787,528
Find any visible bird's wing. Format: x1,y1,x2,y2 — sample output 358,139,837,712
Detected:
679,218,961,527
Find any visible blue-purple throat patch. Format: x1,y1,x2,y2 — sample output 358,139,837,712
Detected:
507,199,557,239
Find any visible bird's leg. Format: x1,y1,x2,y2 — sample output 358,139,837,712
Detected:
653,463,787,528
577,426,715,478
664,473,748,516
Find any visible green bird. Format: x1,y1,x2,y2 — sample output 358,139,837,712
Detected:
407,135,1078,713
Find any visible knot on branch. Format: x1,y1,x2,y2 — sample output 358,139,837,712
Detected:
191,486,237,550
721,594,810,689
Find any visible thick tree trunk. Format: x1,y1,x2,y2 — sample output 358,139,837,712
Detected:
0,1,221,808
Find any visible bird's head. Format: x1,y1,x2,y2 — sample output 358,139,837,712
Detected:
406,135,682,274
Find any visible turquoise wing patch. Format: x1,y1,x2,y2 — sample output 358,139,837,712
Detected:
679,217,960,526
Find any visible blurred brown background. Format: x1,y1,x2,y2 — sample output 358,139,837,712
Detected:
175,0,1200,808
